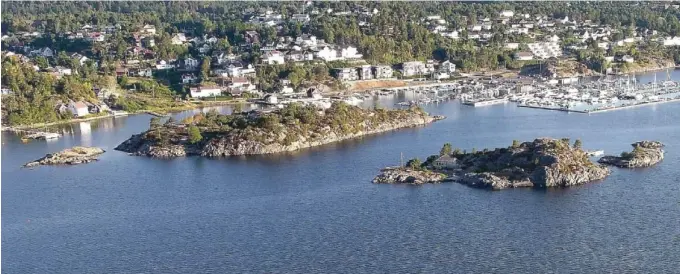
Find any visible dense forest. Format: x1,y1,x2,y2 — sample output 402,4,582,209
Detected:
5,1,680,66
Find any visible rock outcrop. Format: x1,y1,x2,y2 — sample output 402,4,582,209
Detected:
116,103,443,158
598,141,664,168
372,168,446,185
374,138,610,190
23,146,105,167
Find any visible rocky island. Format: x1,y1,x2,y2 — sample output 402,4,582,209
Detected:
374,138,611,190
116,102,443,157
23,146,105,168
598,141,664,168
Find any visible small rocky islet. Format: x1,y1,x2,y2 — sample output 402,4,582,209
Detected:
23,146,105,168
115,101,444,157
375,138,613,190
598,141,665,168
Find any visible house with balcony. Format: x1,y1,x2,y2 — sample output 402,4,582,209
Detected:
357,65,373,80
373,65,393,79
333,68,359,81
400,61,427,77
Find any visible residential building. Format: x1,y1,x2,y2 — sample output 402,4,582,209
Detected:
316,46,338,61
263,51,285,64
181,74,198,84
432,155,458,169
155,60,174,70
500,10,515,18
68,101,90,117
514,52,534,61
190,86,222,98
333,68,359,81
264,94,278,104
373,65,393,79
54,66,73,76
71,53,89,65
527,42,562,59
143,37,155,48
662,36,680,46
357,65,373,80
141,24,156,35
244,31,260,45
620,55,635,63
439,60,456,74
401,61,427,77
505,42,520,50
171,33,187,45
184,57,199,69
291,14,310,23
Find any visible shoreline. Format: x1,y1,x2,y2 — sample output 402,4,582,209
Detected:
1,100,249,132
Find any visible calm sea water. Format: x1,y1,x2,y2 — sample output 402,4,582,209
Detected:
3,72,680,273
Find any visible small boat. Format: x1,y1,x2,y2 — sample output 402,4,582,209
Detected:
586,150,605,157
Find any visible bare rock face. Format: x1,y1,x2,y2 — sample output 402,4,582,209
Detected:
598,141,664,168
24,147,105,168
372,168,446,185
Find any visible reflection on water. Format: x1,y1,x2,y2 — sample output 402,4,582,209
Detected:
79,122,92,147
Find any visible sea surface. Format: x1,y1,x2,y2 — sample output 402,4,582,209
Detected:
3,72,680,273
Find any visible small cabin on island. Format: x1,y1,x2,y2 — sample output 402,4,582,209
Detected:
432,155,458,169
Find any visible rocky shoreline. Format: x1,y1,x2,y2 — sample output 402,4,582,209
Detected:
24,146,105,168
373,138,611,190
598,141,664,168
116,102,444,157
372,168,447,185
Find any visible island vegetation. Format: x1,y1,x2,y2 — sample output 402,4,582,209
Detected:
599,141,665,168
115,101,443,157
374,138,611,190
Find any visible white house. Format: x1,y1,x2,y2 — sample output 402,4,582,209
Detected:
69,101,90,117
439,60,456,74
514,52,534,61
340,46,362,59
264,94,278,104
500,10,515,18
190,86,222,98
432,155,458,169
441,31,459,39
662,36,680,46
504,43,520,50
55,66,73,76
71,53,89,65
171,33,187,45
155,60,174,70
621,55,635,63
141,24,156,35
263,51,285,65
316,46,338,61
280,85,294,94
